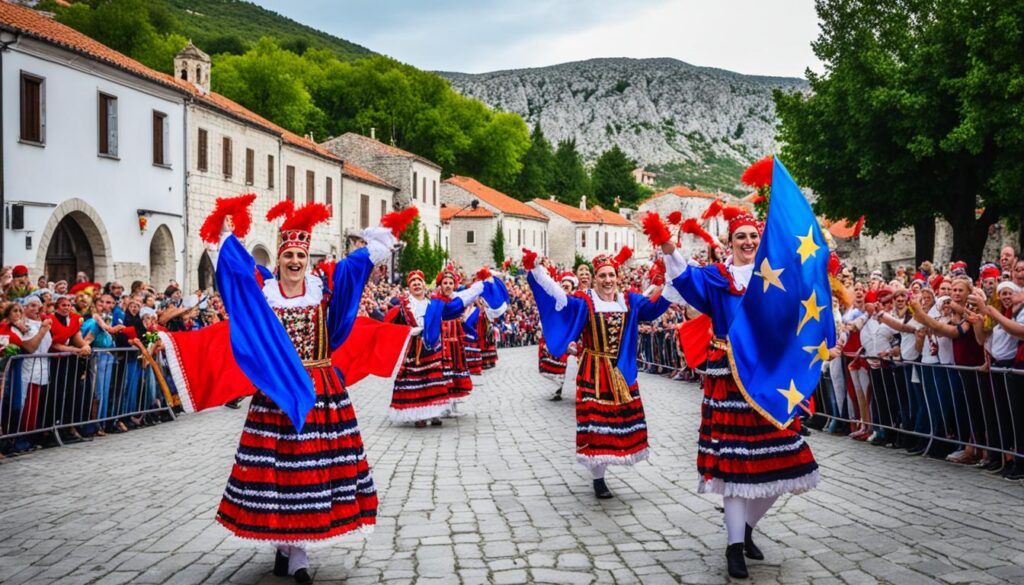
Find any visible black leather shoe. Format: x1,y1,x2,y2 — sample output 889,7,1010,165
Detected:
294,568,313,584
549,393,562,402
273,551,288,577
744,524,764,560
593,478,613,499
726,543,748,578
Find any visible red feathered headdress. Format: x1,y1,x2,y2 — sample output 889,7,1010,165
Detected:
381,207,419,238
435,263,459,287
721,205,758,236
648,258,666,286
475,267,493,282
199,193,257,244
681,218,719,248
267,202,331,255
741,156,774,189
701,199,724,221
641,212,672,247
593,246,632,272
406,270,425,285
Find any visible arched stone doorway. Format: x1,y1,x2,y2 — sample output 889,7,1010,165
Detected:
252,244,271,268
149,225,176,288
36,199,112,284
44,214,95,283
197,251,215,292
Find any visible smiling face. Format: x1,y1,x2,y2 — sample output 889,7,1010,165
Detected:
951,280,971,305
55,297,72,317
409,276,426,298
278,247,309,287
594,265,618,299
730,225,760,266
576,265,592,289
998,287,1015,309
938,280,952,297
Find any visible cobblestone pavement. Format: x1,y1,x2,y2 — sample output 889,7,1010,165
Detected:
1,346,1023,585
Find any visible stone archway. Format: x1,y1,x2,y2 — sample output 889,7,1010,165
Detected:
36,199,112,283
149,224,176,288
197,251,215,292
251,244,272,268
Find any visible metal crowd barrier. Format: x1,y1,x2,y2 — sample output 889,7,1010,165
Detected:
0,346,176,451
632,328,1024,461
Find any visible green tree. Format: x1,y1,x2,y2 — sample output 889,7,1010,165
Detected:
398,217,423,275
551,139,590,205
213,38,323,137
591,145,641,209
774,0,1024,271
491,221,506,267
512,123,556,201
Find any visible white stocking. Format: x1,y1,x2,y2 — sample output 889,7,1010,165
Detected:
744,495,779,529
723,496,747,545
287,544,309,575
590,464,607,480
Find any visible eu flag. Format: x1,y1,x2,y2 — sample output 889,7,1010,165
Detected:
726,158,835,429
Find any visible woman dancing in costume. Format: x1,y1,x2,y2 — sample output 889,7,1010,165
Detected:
434,264,484,413
538,270,580,401
524,247,670,499
648,210,819,579
159,197,411,584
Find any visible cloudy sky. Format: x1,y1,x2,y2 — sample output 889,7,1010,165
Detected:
250,0,822,78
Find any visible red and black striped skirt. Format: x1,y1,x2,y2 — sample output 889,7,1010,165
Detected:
216,365,377,545
574,359,648,468
465,335,483,375
389,339,450,423
698,375,819,498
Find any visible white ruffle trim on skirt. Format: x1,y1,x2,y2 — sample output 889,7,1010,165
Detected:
222,523,375,550
388,403,450,423
576,448,649,469
697,469,819,499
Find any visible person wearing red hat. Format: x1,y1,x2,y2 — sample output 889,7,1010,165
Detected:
654,207,818,580
432,263,490,413
525,244,670,501
6,265,36,300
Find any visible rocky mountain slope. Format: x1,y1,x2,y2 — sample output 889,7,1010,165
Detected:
441,58,807,193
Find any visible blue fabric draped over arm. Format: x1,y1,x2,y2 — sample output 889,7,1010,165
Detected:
217,235,314,432
463,308,480,339
671,265,729,316
441,297,466,320
422,299,443,349
327,247,374,352
615,292,671,386
527,272,588,357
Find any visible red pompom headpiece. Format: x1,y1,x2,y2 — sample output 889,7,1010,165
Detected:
741,156,774,189
381,207,419,237
641,212,672,247
199,193,257,244
406,270,425,285
593,246,632,272
701,199,724,221
723,204,759,236
267,201,331,256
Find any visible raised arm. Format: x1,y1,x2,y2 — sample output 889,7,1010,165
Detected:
523,248,588,357
909,298,960,338
326,227,396,350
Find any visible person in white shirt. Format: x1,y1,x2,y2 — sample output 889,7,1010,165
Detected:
876,289,926,452
859,289,899,446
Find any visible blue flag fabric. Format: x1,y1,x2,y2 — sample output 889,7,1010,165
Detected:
217,235,316,432
726,159,836,428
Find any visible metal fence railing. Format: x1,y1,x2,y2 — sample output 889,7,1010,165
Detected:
1,346,176,452
635,330,1024,462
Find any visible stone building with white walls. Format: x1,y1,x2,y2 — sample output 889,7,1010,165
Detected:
527,197,638,268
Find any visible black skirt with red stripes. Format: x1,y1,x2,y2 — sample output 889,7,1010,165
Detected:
698,370,819,498
441,320,473,399
216,365,377,545
538,341,568,377
465,335,483,375
389,338,450,423
575,354,648,468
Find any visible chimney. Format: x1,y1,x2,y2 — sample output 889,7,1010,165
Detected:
370,127,376,141
579,195,587,210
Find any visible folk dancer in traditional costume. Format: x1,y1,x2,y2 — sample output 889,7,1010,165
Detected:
434,264,489,414
524,246,671,499
463,304,484,376
478,296,501,370
539,270,580,401
647,208,819,579
158,196,413,584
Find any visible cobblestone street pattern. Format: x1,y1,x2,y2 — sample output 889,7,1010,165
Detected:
1,347,1022,584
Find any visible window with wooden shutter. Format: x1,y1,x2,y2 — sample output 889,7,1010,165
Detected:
413,172,418,198
467,230,475,244
98,93,117,156
222,137,232,177
20,73,44,144
422,177,427,202
380,200,386,221
152,111,167,165
197,128,208,171
306,170,315,203
245,148,254,184
360,194,370,229
432,181,437,205
326,177,333,210
286,165,296,201
267,155,275,188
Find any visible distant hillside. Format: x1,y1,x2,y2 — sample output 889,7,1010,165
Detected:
160,0,374,60
442,58,807,195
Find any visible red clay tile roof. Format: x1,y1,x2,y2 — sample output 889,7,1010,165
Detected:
825,218,862,239
530,198,633,227
444,176,548,221
641,185,719,206
343,162,396,190
336,133,442,170
440,206,495,222
0,2,339,163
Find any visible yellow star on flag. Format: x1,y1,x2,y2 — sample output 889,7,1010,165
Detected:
802,340,830,368
795,227,820,264
796,290,825,335
754,258,786,294
777,380,804,413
